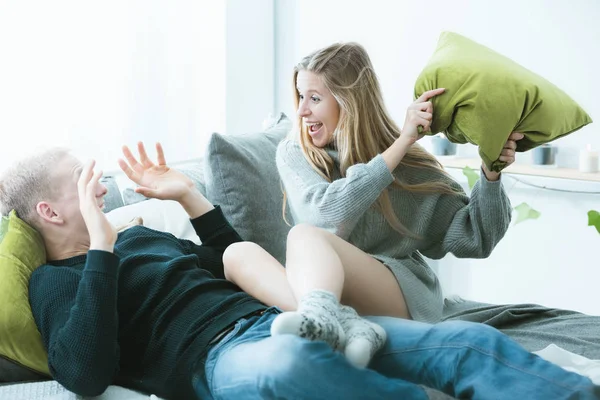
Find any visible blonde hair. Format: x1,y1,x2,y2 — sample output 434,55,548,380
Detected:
0,148,71,228
285,42,458,236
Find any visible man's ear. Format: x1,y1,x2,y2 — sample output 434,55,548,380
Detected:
36,202,64,224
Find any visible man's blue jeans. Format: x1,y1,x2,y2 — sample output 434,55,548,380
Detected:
193,307,599,399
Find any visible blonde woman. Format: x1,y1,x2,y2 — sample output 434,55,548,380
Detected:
224,42,522,367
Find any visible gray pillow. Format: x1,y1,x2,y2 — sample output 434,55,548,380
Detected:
204,113,292,263
100,176,125,213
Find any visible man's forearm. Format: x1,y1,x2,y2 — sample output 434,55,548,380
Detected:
179,188,214,219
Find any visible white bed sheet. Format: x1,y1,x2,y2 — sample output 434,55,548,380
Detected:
0,381,164,400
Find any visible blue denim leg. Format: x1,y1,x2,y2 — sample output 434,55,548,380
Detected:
368,317,600,400
199,308,429,400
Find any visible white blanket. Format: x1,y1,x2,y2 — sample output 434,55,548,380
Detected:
534,344,600,384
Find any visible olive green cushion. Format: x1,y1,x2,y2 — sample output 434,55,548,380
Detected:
415,31,592,171
0,211,49,376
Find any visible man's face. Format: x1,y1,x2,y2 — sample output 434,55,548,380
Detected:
50,154,107,228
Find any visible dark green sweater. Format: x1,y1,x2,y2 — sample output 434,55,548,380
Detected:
29,206,266,399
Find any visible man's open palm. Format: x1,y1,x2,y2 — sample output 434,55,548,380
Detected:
118,142,194,201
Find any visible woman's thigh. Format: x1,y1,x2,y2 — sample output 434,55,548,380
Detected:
317,227,409,318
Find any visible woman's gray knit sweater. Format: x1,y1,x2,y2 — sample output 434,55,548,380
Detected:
276,139,512,323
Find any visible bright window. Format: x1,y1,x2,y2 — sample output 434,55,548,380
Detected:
0,1,225,172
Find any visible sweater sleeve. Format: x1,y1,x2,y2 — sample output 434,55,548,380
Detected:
419,169,512,259
182,205,243,279
276,139,395,238
28,251,120,397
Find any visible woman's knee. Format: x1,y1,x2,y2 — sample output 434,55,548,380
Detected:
222,241,261,281
287,223,326,244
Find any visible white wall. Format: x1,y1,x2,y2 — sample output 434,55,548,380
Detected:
274,0,600,314
437,171,600,315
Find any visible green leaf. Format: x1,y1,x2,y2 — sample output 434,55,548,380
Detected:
513,202,541,225
587,210,600,234
462,166,480,189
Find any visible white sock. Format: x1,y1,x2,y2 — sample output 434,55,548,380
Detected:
339,305,387,368
270,289,346,351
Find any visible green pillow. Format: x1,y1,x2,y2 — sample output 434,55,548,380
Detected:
0,210,49,376
415,31,593,172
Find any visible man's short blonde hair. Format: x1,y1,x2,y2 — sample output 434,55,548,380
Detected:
0,148,71,228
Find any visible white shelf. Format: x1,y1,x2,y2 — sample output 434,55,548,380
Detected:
437,156,600,182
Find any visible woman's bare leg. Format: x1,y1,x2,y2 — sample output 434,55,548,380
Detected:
286,224,410,319
223,241,297,311
223,225,406,367
223,224,409,318
224,236,349,350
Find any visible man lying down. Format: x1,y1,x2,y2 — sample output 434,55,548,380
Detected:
0,143,597,400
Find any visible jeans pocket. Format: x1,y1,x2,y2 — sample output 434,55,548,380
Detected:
204,319,246,393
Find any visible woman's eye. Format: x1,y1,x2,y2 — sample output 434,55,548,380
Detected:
311,96,321,103
298,94,304,100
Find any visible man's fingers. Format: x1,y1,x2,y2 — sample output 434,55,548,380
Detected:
79,160,95,183
88,170,103,200
89,169,103,188
137,142,155,168
77,161,103,211
117,158,137,182
122,145,142,169
156,142,166,166
135,186,157,199
77,160,95,195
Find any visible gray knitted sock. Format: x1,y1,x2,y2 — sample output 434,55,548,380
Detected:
339,305,387,368
270,289,346,351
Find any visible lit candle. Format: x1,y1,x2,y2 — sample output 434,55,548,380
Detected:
579,144,599,173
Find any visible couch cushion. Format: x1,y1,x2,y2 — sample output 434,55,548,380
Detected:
204,113,293,263
0,211,50,378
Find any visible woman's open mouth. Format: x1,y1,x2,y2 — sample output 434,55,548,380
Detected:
307,122,323,137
